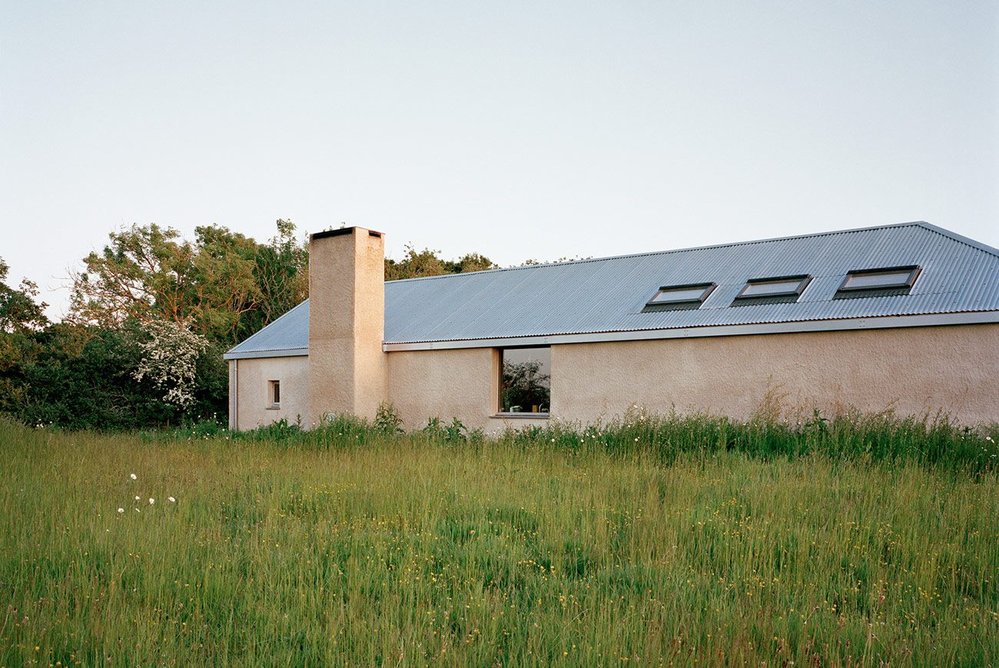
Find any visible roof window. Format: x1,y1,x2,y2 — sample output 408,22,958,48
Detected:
732,275,812,306
643,283,716,312
834,265,921,299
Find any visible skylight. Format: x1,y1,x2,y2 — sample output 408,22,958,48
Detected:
643,283,716,312
732,275,811,306
835,266,921,299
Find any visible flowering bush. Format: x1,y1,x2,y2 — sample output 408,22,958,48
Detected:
133,319,209,409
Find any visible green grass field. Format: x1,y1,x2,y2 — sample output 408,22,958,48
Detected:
1,415,997,666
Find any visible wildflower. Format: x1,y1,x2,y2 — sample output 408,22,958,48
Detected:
148,498,155,505
129,473,137,480
117,508,125,514
134,496,140,501
168,497,176,503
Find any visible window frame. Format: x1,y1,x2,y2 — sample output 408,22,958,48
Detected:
731,274,812,306
267,379,281,409
834,265,921,299
495,346,551,418
642,282,717,312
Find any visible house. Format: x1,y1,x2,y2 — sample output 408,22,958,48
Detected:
223,222,999,430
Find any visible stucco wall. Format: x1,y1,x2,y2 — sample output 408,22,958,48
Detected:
233,324,998,431
308,228,387,423
386,347,550,433
231,356,310,430
551,324,999,425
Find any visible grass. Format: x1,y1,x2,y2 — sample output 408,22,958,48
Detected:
1,414,997,666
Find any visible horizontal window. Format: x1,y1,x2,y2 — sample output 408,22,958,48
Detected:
732,275,811,306
643,283,716,312
835,265,921,299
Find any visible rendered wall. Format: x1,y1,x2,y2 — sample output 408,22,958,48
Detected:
233,323,998,431
308,228,387,423
386,348,550,433
230,356,310,430
551,324,999,425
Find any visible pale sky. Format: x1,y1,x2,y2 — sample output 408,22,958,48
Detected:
2,1,997,319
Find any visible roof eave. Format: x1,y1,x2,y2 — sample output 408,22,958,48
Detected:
381,310,999,351
223,347,310,361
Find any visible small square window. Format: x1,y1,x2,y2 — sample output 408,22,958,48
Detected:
642,283,716,312
835,265,921,299
498,347,550,415
732,275,811,306
268,380,281,408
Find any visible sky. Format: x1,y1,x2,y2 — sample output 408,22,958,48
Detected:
2,1,997,319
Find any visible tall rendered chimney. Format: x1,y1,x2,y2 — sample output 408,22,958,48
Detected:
307,227,387,424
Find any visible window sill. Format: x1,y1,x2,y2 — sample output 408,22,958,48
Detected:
265,405,281,411
491,413,550,420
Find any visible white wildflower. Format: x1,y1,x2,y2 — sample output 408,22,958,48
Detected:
148,498,155,505
129,473,137,480
134,496,140,501
168,496,176,503
117,508,125,514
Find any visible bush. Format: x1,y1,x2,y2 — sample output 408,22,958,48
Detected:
422,417,469,444
374,402,404,435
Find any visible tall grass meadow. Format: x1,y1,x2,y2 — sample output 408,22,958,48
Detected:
1,407,996,665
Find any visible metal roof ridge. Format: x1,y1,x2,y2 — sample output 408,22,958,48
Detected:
385,221,935,286
911,222,999,259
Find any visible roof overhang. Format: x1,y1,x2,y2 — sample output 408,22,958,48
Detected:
221,311,999,359
223,347,309,361
381,310,999,352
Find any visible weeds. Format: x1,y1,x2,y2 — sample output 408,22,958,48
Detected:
143,406,998,474
0,416,996,665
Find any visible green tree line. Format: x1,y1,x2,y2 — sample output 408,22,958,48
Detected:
1,221,497,430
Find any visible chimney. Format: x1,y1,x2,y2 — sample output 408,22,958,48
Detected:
307,227,387,424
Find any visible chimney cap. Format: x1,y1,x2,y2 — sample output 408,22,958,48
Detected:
311,226,383,241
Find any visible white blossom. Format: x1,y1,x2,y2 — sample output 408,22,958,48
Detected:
117,507,125,513
129,473,137,480
168,496,176,503
133,319,209,409
148,498,155,505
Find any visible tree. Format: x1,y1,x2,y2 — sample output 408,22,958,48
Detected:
385,245,498,280
15,324,177,430
69,220,309,346
132,319,210,409
58,221,310,427
244,219,309,336
69,223,196,329
451,253,497,274
0,258,50,417
0,258,49,333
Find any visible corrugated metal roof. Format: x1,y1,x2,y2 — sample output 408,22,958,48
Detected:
225,300,309,358
225,222,999,358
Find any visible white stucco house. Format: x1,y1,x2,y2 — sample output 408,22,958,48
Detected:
224,222,999,430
